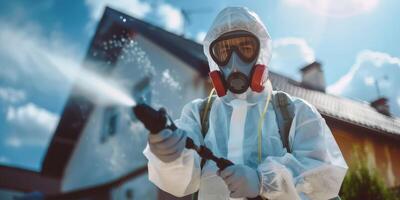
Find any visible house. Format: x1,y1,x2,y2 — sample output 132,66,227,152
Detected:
41,6,208,200
1,6,399,200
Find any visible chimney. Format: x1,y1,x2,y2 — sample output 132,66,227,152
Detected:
300,61,326,92
370,97,391,116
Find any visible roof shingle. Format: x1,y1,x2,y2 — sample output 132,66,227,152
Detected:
269,72,400,136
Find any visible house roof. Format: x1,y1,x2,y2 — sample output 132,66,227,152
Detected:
45,166,147,199
110,7,209,77
41,6,400,179
269,72,400,138
0,165,60,194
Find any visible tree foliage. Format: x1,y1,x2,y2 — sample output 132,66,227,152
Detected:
339,148,399,200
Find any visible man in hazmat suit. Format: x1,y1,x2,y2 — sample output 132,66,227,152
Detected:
143,6,348,200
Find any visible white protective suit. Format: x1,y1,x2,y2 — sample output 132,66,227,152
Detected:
143,7,348,200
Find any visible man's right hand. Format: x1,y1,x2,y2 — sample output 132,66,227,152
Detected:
148,129,187,163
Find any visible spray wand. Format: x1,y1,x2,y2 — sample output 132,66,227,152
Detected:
133,103,263,200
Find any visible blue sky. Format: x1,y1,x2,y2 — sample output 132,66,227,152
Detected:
0,0,399,171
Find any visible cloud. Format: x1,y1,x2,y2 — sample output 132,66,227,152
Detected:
0,21,81,92
327,50,400,95
84,0,184,35
363,76,375,86
270,37,315,80
0,21,79,148
273,37,315,63
0,16,81,169
327,50,400,116
5,103,59,147
283,0,379,18
0,87,26,103
85,0,151,23
6,103,59,132
195,31,207,43
156,4,184,34
5,137,22,148
0,156,8,163
398,97,400,108
84,0,151,36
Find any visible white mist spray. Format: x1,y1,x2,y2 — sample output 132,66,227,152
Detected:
40,44,137,107
74,66,136,106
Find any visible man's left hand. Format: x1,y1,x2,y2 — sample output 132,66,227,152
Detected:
218,164,261,198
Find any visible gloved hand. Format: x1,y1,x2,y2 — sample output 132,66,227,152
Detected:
148,128,187,163
218,164,261,198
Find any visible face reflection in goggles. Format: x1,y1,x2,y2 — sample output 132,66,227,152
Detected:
210,30,260,66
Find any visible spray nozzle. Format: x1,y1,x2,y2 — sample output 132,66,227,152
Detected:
132,104,176,134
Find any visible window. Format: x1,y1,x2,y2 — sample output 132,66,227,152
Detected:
101,106,119,143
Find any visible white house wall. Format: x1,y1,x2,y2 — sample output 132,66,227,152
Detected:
61,33,207,196
110,173,157,200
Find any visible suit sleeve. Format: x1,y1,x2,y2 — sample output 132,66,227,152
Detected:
257,99,348,200
143,100,204,197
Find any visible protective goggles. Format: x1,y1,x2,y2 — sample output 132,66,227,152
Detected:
209,30,260,66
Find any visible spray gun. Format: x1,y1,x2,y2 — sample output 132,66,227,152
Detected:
133,103,263,200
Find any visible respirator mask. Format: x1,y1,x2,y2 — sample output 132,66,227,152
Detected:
208,30,267,97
